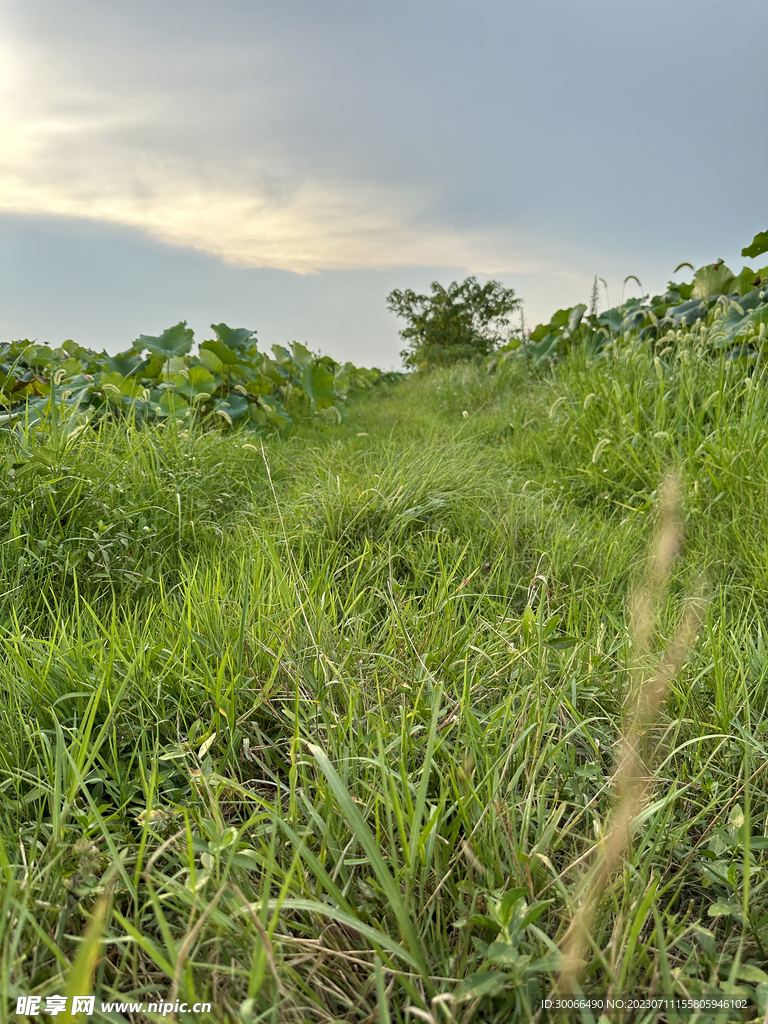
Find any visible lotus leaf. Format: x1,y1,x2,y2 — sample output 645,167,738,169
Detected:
271,345,296,370
622,307,647,333
260,354,289,384
148,389,189,419
731,266,758,296
99,372,148,402
23,346,55,369
290,342,314,369
106,352,149,377
0,314,391,431
211,323,257,351
692,263,735,299
62,339,92,361
134,322,194,358
198,347,225,374
730,289,765,314
161,356,187,379
742,230,768,260
665,298,707,327
301,362,336,410
256,394,292,428
548,308,572,330
240,373,274,396
200,338,243,367
212,395,249,424
565,304,587,337
597,308,623,333
172,366,217,401
528,332,562,364
710,303,768,350
332,368,351,397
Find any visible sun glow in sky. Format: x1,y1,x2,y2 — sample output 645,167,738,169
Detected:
2,0,767,364
0,11,554,277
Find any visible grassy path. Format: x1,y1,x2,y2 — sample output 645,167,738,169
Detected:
2,338,768,1022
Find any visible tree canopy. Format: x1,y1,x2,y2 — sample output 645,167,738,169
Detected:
387,277,522,369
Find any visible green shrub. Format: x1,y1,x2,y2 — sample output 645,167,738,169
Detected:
387,276,521,369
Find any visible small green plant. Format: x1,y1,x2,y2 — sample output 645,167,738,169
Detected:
387,276,521,369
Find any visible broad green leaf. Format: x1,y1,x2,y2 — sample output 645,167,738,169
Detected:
212,395,249,424
271,344,296,369
597,308,623,333
732,266,758,296
454,972,509,1002
494,888,528,925
256,394,292,427
198,347,225,374
149,389,189,419
290,341,314,368
622,305,648,333
249,404,268,426
59,378,96,397
160,390,189,417
742,230,768,259
200,338,243,367
333,368,351,397
487,941,521,964
162,355,187,378
99,372,147,402
565,303,587,337
521,605,536,642
211,323,257,350
22,345,55,369
527,332,562,363
260,354,289,384
710,302,768,350
60,358,83,377
62,339,92,361
737,965,768,984
240,373,273,396
134,321,194,358
708,900,743,919
666,297,707,327
549,308,572,330
301,362,336,410
692,262,735,299
530,312,564,342
172,366,217,401
106,352,148,377
666,278,695,301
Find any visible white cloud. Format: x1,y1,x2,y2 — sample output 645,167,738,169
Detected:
0,26,566,278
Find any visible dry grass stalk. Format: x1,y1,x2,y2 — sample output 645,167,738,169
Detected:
557,472,705,992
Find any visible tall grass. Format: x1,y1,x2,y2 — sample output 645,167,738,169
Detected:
2,326,768,1021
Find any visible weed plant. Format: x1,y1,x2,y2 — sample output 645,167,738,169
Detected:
2,325,768,1021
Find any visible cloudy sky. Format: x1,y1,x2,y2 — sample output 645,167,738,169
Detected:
1,0,766,367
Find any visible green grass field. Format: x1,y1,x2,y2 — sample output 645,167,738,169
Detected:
3,326,768,1022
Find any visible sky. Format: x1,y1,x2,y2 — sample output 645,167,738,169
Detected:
1,0,766,369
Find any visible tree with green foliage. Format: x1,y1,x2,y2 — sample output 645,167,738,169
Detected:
387,276,521,369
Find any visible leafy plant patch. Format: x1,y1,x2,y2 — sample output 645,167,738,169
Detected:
0,321,399,433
